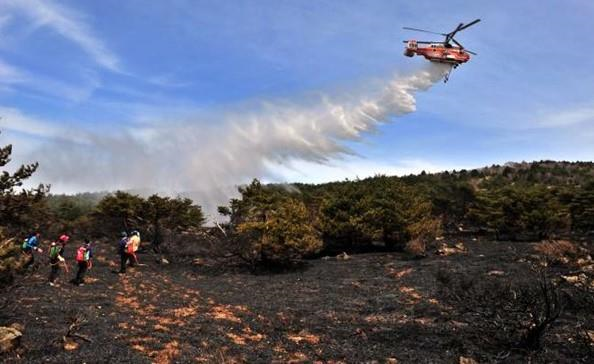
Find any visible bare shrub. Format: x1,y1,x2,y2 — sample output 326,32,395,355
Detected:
518,270,564,349
436,267,565,350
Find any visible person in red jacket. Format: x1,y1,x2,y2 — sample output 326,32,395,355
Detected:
72,239,92,286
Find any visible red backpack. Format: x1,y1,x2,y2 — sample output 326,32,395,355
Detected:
76,246,87,262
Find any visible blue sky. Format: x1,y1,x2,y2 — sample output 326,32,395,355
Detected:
1,0,594,193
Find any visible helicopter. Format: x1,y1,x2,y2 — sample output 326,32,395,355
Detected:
402,19,480,82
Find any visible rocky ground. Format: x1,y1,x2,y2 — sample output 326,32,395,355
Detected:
1,238,592,363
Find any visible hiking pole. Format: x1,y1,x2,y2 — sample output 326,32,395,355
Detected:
59,256,69,273
62,260,70,273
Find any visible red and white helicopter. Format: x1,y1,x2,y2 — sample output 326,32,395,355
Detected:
403,19,480,82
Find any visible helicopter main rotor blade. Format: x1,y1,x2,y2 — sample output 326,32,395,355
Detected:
458,19,481,31
451,38,464,48
402,40,436,44
445,23,464,43
403,27,446,36
451,38,477,55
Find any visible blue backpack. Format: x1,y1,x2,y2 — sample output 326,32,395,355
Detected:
22,235,36,250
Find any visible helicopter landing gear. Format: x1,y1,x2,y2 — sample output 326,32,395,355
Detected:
444,67,453,83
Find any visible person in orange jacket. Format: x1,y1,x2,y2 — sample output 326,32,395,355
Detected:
128,230,141,266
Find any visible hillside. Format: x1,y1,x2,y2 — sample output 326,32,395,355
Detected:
2,159,594,362
1,238,592,363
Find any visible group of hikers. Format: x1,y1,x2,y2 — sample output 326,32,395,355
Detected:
20,230,141,286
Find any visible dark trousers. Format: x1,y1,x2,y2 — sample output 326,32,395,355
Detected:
49,260,60,282
22,249,34,269
74,262,88,284
119,254,130,273
128,252,137,267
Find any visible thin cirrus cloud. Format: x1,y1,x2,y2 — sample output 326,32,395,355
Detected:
0,106,90,143
0,57,101,102
0,58,25,82
0,0,120,72
535,105,594,129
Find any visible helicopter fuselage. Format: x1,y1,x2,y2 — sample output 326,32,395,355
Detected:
404,40,471,66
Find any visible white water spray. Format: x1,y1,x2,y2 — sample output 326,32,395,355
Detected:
25,63,450,213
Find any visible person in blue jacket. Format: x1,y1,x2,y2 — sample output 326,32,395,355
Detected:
21,232,42,269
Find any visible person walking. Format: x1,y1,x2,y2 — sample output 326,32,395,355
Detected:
128,230,141,266
118,232,130,274
21,232,42,269
73,239,93,286
48,234,70,285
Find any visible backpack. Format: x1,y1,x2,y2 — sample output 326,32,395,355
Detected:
49,244,60,260
127,241,135,254
22,234,34,249
76,247,88,262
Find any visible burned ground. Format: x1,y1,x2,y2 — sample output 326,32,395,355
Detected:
1,239,592,363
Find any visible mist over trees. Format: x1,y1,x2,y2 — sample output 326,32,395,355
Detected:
2,130,594,269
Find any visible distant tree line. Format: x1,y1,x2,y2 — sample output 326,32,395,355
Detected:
218,161,594,265
2,126,594,269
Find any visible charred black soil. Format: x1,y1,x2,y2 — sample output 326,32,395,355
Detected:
1,239,592,363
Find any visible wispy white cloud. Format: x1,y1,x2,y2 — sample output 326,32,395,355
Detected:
1,0,120,72
0,13,12,32
0,58,25,82
0,57,100,102
536,104,594,128
0,106,90,143
146,74,192,88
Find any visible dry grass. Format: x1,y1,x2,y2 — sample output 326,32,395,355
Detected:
404,238,426,258
0,238,28,287
534,240,578,264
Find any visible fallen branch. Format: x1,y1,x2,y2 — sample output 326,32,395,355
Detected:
70,333,93,343
214,221,227,237
62,314,92,344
